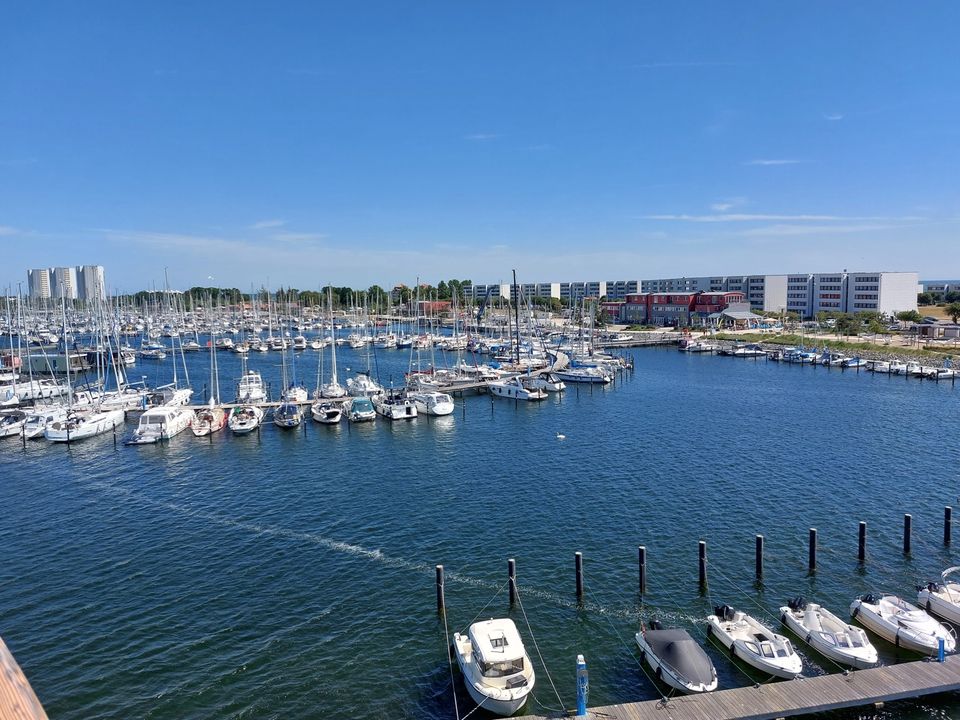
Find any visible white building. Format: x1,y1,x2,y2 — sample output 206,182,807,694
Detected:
26,265,105,302
51,267,78,300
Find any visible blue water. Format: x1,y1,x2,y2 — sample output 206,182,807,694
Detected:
2,343,960,719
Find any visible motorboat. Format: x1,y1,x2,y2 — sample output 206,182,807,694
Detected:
409,390,454,416
732,344,767,358
707,605,802,679
125,405,193,444
311,400,342,424
635,620,717,693
372,392,417,420
346,373,384,398
453,618,535,716
488,376,547,401
552,366,612,384
869,360,891,373
45,407,126,443
918,567,960,625
273,400,304,429
236,369,267,403
192,403,226,436
779,597,878,669
529,373,566,393
228,405,264,435
850,593,956,655
842,357,868,369
0,410,27,438
347,396,376,423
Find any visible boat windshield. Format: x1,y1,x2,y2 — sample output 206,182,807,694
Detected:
478,657,524,678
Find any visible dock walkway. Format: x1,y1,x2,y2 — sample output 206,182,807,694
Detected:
525,656,960,719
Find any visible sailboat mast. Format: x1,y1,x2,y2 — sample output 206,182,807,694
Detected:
512,269,520,365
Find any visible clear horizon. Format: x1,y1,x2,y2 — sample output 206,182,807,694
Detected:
2,2,959,292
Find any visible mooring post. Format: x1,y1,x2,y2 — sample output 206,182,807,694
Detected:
809,528,817,572
903,514,912,555
858,521,867,563
946,506,953,545
576,654,589,717
698,540,707,589
939,637,946,663
575,551,584,603
508,558,517,607
435,564,445,614
755,534,764,581
638,545,647,595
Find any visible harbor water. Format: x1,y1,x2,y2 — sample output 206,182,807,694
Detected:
2,343,960,719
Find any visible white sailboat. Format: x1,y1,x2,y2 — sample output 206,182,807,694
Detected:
319,287,347,398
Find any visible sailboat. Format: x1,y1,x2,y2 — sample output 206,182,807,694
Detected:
318,286,347,398
193,330,226,436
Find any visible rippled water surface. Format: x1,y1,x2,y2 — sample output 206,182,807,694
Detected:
2,345,960,719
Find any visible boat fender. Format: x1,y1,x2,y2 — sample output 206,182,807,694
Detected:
639,650,646,664
780,612,786,623
655,666,662,680
806,633,812,645
852,605,860,618
926,600,932,612
894,630,900,648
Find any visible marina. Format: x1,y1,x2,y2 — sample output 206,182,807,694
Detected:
2,337,960,719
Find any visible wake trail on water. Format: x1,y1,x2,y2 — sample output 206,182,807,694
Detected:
82,478,644,619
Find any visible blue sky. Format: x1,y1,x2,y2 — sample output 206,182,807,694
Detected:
2,2,958,293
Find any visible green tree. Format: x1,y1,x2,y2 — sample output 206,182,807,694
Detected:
897,310,922,323
918,292,934,305
946,302,960,324
436,280,450,299
835,313,862,336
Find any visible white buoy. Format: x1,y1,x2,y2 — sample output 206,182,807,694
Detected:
556,432,566,440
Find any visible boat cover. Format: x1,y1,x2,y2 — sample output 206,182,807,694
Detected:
645,629,714,685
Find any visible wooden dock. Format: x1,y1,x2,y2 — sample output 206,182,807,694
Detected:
526,656,960,720
0,635,48,720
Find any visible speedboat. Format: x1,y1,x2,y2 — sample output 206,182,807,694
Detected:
635,620,717,693
869,360,891,373
21,406,69,440
125,405,193,444
0,410,27,438
228,405,264,435
409,390,454,416
850,593,956,655
347,396,376,423
779,597,877,669
236,370,267,403
273,400,304,429
453,618,535,716
311,400,342,424
346,373,384,398
707,605,802,679
488,376,547,401
918,567,960,625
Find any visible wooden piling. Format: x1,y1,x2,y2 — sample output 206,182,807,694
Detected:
755,534,764,581
903,514,912,555
435,564,445,613
638,546,647,595
575,551,584,602
698,540,707,589
946,507,953,545
858,521,867,563
508,558,517,606
809,528,817,572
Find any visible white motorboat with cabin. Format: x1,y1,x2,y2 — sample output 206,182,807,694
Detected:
850,593,956,655
635,620,717,693
372,391,417,420
488,376,547,401
310,400,342,424
125,404,192,445
409,390,454,416
707,605,802,679
21,406,70,440
918,567,960,625
228,405,264,435
453,618,535,717
346,372,384,398
236,369,267,403
779,597,878,669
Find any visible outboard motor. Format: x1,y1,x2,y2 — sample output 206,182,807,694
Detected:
859,593,881,605
714,604,736,621
787,596,806,612
649,619,663,630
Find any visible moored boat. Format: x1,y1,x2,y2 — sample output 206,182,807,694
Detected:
635,620,717,693
779,597,877,669
707,605,802,679
488,376,547,401
125,405,193,445
850,593,956,655
228,405,264,435
918,567,960,625
452,618,535,716
347,396,376,423
311,400,343,424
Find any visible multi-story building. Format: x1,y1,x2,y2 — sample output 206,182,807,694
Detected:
77,265,106,302
28,268,52,299
604,280,640,300
51,267,78,300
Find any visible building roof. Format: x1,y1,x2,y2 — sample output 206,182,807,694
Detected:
722,310,764,320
